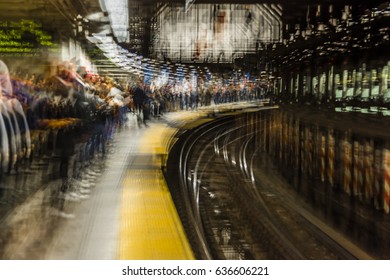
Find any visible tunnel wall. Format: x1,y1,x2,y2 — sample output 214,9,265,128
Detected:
235,107,390,214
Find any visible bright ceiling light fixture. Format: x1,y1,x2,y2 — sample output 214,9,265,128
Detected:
103,0,129,43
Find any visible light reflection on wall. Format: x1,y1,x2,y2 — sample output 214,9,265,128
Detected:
154,4,282,63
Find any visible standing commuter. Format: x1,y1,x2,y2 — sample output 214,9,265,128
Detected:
133,80,148,127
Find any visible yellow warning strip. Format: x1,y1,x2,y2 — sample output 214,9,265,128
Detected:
119,168,195,259
118,120,197,259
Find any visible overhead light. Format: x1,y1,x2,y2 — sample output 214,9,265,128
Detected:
86,11,110,22
103,0,129,43
86,36,100,43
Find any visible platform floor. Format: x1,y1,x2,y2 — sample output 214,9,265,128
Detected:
0,102,264,260
43,112,203,260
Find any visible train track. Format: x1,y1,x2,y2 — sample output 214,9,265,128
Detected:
165,108,372,259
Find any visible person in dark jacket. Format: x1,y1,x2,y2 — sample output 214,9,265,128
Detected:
133,80,148,127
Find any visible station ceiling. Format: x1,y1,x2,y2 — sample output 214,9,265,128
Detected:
0,0,387,63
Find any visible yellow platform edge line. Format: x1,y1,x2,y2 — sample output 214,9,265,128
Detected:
160,179,196,260
118,167,195,260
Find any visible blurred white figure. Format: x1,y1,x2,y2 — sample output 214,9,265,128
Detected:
0,60,32,172
0,60,13,98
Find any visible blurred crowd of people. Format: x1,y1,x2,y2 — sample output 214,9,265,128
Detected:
129,76,271,125
1,59,135,218
0,58,271,218
0,55,277,223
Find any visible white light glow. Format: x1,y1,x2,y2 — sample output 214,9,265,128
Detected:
103,0,129,43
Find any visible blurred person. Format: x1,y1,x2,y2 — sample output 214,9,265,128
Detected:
0,60,13,98
133,80,148,127
0,61,18,174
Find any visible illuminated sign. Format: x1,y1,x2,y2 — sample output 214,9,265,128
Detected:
0,19,56,54
154,4,282,63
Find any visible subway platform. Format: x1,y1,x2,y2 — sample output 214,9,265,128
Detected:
0,104,244,260
1,102,389,260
